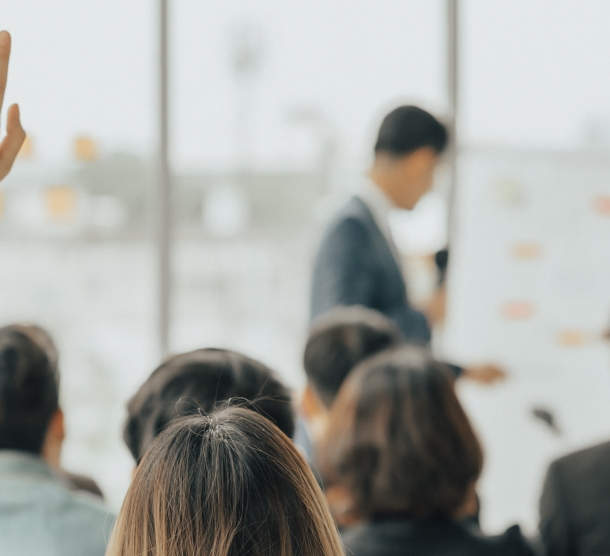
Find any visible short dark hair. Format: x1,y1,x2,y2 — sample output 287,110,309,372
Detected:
0,325,59,454
124,348,295,463
374,105,448,157
320,346,483,520
303,307,404,408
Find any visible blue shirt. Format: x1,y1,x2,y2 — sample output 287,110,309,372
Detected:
0,451,114,556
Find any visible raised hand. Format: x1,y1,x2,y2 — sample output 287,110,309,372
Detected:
0,31,26,182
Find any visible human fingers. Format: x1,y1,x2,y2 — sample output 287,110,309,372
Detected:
0,31,11,115
0,103,26,181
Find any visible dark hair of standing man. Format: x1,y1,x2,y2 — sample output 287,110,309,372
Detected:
320,345,483,520
0,325,59,454
374,105,448,157
303,306,404,409
124,348,295,463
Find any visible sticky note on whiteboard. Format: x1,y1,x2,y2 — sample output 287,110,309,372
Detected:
593,195,610,216
512,242,542,260
558,330,588,347
558,330,606,347
501,301,536,320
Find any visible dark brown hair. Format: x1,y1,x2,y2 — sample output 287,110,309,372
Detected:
374,105,448,157
320,346,483,520
107,408,344,556
304,306,403,408
124,348,295,463
0,325,58,454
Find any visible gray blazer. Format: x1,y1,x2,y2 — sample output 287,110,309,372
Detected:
310,196,431,345
539,441,610,556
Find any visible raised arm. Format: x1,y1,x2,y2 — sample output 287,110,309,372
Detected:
0,31,26,182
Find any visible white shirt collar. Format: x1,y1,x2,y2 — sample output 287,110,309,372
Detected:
357,177,396,244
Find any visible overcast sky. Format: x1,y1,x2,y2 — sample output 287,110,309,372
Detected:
3,0,610,170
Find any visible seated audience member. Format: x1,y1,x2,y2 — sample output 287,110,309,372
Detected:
124,348,294,463
302,306,403,440
0,31,27,183
106,408,344,556
302,306,501,444
539,436,610,555
537,329,610,556
320,346,534,556
0,325,111,556
16,323,104,498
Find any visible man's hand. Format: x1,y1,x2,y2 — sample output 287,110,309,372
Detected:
462,364,506,385
0,31,26,182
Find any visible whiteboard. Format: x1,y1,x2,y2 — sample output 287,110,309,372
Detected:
443,148,610,534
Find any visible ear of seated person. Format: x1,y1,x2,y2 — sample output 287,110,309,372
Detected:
0,325,112,556
124,348,295,465
107,408,344,556
319,346,535,556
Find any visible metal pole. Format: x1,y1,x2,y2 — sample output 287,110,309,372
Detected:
156,0,171,358
446,0,459,244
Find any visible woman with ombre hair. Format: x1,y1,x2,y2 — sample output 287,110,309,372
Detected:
106,407,343,556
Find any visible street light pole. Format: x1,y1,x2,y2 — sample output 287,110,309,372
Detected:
156,0,171,358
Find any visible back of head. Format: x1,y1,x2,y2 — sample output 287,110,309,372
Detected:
304,307,404,408
320,346,483,520
125,348,295,463
108,408,343,556
0,325,58,454
374,105,448,157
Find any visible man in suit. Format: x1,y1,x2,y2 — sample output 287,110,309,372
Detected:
311,105,442,344
310,106,503,383
539,327,610,556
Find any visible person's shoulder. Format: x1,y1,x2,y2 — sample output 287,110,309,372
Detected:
550,439,610,478
341,521,390,556
56,486,115,536
480,524,536,556
0,478,114,556
328,196,373,230
342,519,533,556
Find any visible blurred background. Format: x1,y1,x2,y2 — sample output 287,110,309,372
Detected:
2,0,610,536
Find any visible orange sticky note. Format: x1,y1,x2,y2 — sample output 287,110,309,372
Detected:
593,195,610,216
558,330,587,346
512,242,542,260
501,301,536,321
45,185,78,222
74,136,99,162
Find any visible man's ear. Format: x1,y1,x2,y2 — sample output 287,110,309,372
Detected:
41,408,65,468
300,384,331,444
301,383,327,421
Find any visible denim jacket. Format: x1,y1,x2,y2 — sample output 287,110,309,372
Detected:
0,451,114,556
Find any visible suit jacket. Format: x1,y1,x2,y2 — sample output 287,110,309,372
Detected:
539,440,610,556
310,196,431,345
342,515,535,556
